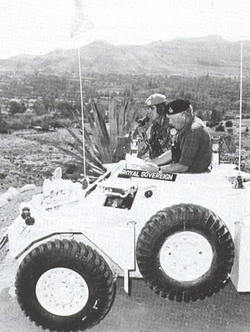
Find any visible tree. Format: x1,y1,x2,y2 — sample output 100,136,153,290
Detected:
33,100,46,115
9,101,26,115
211,109,223,124
56,101,74,118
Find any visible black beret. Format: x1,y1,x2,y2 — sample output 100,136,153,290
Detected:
166,99,191,115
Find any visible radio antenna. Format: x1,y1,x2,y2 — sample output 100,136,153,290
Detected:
234,43,244,189
238,42,243,174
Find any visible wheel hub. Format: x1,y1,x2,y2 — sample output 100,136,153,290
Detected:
159,231,213,282
36,267,89,316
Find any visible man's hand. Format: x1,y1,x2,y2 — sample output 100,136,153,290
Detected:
142,161,159,173
143,156,152,162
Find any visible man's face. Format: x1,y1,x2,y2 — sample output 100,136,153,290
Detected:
146,106,159,122
167,112,186,130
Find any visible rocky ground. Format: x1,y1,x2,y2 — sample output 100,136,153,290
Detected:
0,128,78,194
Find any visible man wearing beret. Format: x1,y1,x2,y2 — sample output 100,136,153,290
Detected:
142,98,212,173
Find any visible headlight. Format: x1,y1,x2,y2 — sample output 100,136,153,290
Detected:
21,207,35,225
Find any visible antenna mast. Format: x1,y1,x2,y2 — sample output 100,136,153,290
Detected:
233,43,244,189
78,47,87,178
238,43,243,174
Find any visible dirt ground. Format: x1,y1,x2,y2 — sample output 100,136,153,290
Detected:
1,127,250,332
1,261,250,332
0,129,76,194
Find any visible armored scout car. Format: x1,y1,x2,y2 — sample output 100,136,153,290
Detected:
1,148,250,332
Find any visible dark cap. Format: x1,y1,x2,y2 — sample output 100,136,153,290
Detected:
166,99,191,115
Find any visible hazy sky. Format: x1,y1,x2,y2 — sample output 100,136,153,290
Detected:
0,0,250,59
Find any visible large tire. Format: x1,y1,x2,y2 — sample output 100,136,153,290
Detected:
15,239,115,332
136,203,234,302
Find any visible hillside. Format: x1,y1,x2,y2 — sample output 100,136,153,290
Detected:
1,36,250,76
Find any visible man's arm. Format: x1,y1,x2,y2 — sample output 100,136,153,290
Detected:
160,163,188,173
142,161,188,173
146,150,172,165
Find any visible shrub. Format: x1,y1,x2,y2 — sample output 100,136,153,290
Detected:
0,114,10,133
53,97,138,181
227,128,234,134
8,119,26,130
215,123,225,132
29,114,72,130
7,113,32,130
51,118,72,128
206,121,214,128
225,120,233,127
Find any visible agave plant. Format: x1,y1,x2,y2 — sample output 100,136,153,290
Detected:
59,97,139,181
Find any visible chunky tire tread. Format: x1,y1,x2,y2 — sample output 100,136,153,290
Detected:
15,239,115,332
136,203,234,302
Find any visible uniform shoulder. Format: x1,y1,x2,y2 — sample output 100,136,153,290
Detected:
191,116,206,130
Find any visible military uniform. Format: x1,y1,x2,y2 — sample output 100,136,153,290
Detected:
138,93,172,159
166,99,212,173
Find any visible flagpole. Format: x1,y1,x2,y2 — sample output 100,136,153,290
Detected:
77,47,86,178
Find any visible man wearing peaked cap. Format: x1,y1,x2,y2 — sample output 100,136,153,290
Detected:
145,93,167,107
142,98,212,173
136,94,172,159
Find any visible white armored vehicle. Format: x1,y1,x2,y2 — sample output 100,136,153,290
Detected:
1,147,250,332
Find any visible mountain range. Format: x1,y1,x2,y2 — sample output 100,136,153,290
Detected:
1,35,250,77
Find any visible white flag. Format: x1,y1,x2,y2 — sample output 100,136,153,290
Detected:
71,0,93,40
